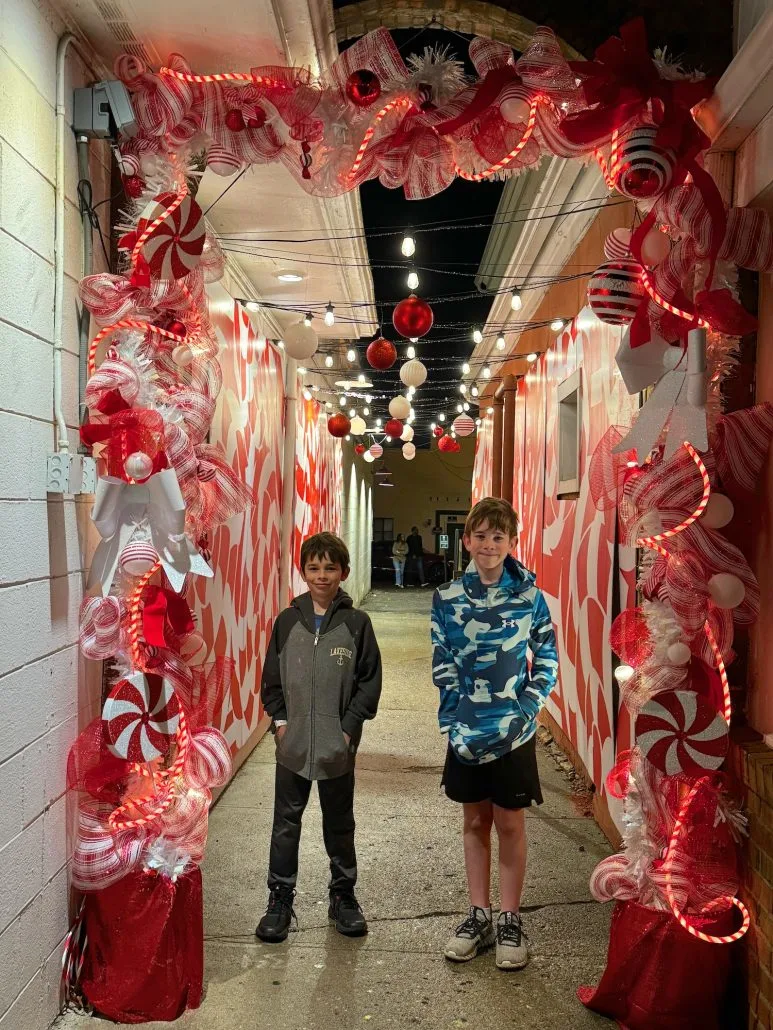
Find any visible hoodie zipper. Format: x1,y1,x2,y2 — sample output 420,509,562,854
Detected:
309,627,319,773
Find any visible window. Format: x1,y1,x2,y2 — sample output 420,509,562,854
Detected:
372,517,394,542
557,369,582,497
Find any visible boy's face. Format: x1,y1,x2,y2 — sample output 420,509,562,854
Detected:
463,520,517,578
302,552,348,610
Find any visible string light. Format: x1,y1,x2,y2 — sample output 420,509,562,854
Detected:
401,234,416,257
550,318,566,332
325,354,333,367
462,361,470,374
471,386,479,397
430,422,436,430
407,345,416,358
349,408,356,417
347,348,356,362
339,396,347,406
303,389,313,401
526,352,538,362
463,402,470,411
511,288,522,312
460,384,467,394
376,418,382,427
456,403,464,413
304,312,312,326
472,328,483,344
366,394,373,403
324,302,335,327
483,365,491,378
326,401,333,409
363,406,370,415
277,340,285,349
496,335,506,350
407,269,419,290
438,413,446,422
357,373,366,382
246,300,260,312
487,406,494,414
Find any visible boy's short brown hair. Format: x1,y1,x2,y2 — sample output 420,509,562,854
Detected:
301,532,350,572
464,497,519,539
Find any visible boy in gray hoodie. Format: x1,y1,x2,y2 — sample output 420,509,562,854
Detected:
257,532,382,943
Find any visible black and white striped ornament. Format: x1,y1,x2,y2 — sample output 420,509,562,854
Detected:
613,126,676,200
587,259,646,325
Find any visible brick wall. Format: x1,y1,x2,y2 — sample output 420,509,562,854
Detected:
0,2,110,1025
727,735,773,1029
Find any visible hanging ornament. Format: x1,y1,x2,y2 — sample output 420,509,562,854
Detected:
667,642,692,666
393,295,433,339
123,451,154,481
172,343,194,366
247,106,267,129
402,442,416,460
452,414,475,437
433,425,444,439
103,672,181,763
354,443,366,455
612,126,676,201
137,193,206,281
225,109,246,132
366,337,397,370
708,573,746,609
587,259,646,325
300,140,312,181
388,395,411,420
438,435,455,452
639,228,671,267
385,418,403,438
123,175,146,199
635,690,729,776
369,443,383,459
206,147,243,177
401,424,414,442
400,358,428,388
117,153,140,177
345,69,381,107
499,82,532,125
327,413,351,438
363,451,375,463
350,416,367,436
603,228,632,261
284,321,319,360
702,493,735,529
119,542,159,576
180,630,206,662
166,319,187,338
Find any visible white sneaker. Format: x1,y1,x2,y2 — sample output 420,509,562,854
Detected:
496,911,528,970
444,907,494,962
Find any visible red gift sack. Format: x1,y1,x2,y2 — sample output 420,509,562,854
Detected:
80,867,203,1023
577,901,737,1030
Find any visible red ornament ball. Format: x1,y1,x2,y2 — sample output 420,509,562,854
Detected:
437,435,455,452
393,294,433,339
432,425,445,438
613,126,675,201
166,319,187,338
247,107,267,129
225,109,246,132
385,418,403,438
366,337,397,370
123,175,145,199
327,413,351,438
354,443,366,455
587,259,646,325
345,69,381,107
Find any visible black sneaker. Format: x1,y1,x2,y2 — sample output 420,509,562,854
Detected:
328,891,368,937
256,886,296,943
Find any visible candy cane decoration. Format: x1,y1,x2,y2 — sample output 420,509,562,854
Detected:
640,267,711,330
347,98,413,181
664,777,750,943
87,319,188,379
159,66,292,90
455,96,542,182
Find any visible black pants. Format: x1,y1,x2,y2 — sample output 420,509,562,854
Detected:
268,762,357,894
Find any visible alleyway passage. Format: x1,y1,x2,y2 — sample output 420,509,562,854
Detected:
61,588,614,1030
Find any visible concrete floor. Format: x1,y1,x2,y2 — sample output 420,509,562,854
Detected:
60,587,614,1030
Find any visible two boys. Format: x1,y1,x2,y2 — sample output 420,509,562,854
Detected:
258,498,557,970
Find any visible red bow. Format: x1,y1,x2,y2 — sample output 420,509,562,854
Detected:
560,19,715,153
80,409,168,479
142,585,195,650
434,66,521,136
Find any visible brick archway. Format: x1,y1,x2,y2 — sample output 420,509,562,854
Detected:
333,1,583,59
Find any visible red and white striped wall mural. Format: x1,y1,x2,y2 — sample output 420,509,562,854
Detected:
471,413,493,505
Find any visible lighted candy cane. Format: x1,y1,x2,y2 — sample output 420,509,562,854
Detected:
664,776,750,943
594,130,619,190
87,318,188,379
640,267,711,330
347,98,413,181
455,95,543,182
159,66,293,90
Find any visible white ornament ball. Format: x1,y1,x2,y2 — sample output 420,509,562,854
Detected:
402,442,416,460
667,642,692,666
703,493,735,530
499,83,531,125
139,153,162,177
708,573,746,609
349,416,367,436
119,542,159,577
369,443,383,459
363,451,375,463
206,147,243,177
613,126,676,201
172,343,194,366
123,451,153,481
401,424,414,442
452,414,475,438
399,358,427,389
118,153,141,177
587,259,646,325
640,228,671,267
283,321,319,361
603,228,632,261
388,395,411,420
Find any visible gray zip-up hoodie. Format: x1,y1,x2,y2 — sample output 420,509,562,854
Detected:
261,591,382,781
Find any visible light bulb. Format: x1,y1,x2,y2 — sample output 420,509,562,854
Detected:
462,361,470,374
496,335,505,350
473,328,483,345
347,348,356,362
385,436,392,443
439,413,446,422
410,337,418,343
407,345,416,359
460,384,467,394
463,402,470,411
471,386,479,397
303,389,312,401
349,408,356,418
246,300,260,312
297,366,307,375
550,318,565,332
339,396,347,406
401,235,416,257
363,406,369,415
324,354,333,368
526,352,538,362
483,365,491,379
511,288,522,312
357,373,366,383
407,386,415,397
409,407,415,420
476,418,481,426
487,407,494,414
365,394,373,403
430,422,436,430
326,402,332,410
614,664,635,684
324,302,335,327
407,269,419,290
456,403,463,413
345,435,350,441
277,340,285,349
304,312,312,327
376,418,382,427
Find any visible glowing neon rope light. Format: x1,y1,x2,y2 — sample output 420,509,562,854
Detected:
455,96,542,182
640,267,711,329
347,98,412,181
159,67,292,89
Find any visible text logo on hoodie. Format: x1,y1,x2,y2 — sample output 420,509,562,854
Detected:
330,646,353,666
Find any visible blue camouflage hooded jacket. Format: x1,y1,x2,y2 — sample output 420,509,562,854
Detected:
431,555,559,765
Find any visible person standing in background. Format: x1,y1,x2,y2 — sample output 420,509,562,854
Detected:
406,525,429,587
391,534,408,588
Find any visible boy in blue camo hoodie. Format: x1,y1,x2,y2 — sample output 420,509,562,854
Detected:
431,497,558,971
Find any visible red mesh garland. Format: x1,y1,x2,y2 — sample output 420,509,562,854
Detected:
609,608,653,667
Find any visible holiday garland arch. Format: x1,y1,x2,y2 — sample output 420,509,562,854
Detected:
66,17,773,1023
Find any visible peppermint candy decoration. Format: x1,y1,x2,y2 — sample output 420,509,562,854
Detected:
103,672,181,762
79,596,123,659
206,147,243,177
587,259,645,325
589,854,638,903
184,728,233,789
71,802,146,891
138,192,205,281
85,357,140,411
635,689,729,776
452,414,475,437
119,542,159,576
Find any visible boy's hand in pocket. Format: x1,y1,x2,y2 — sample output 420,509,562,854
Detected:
275,725,287,741
344,733,351,745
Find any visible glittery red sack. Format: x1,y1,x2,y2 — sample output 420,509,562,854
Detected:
577,901,737,1030
79,867,203,1023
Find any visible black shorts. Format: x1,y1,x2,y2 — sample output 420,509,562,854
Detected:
441,735,543,810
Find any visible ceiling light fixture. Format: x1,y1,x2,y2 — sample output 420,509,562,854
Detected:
277,270,304,283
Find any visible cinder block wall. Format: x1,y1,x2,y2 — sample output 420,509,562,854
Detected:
0,3,110,1025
